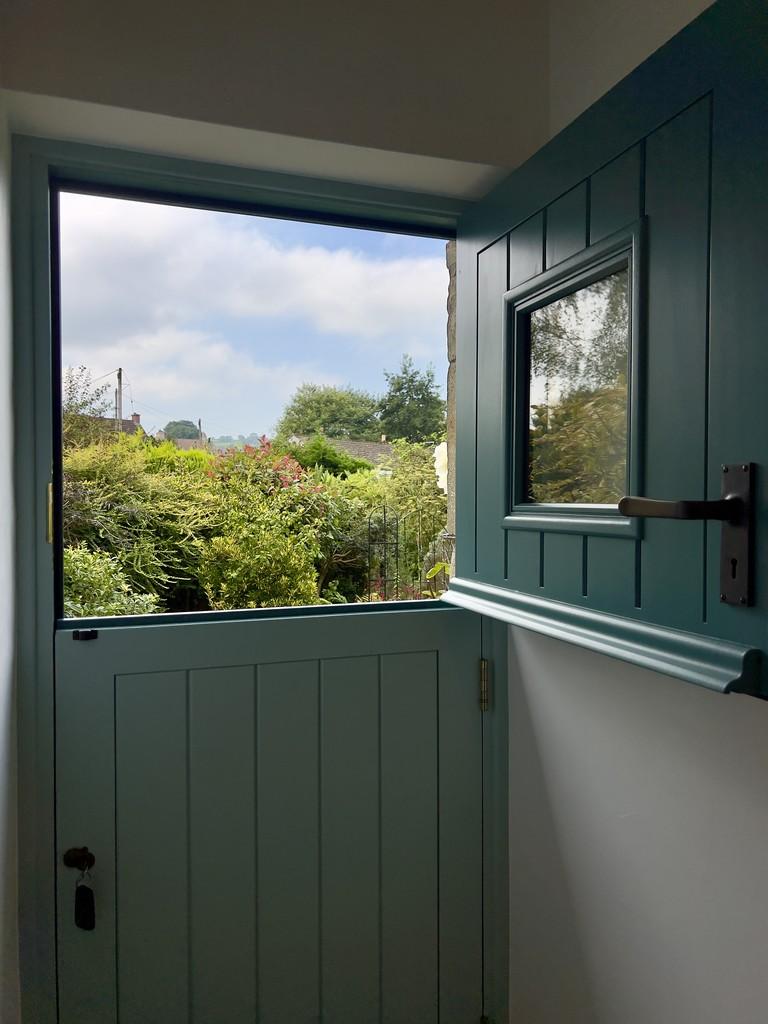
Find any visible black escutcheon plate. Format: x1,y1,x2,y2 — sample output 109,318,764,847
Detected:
719,463,754,607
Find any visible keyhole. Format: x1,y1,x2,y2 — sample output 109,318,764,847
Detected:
731,557,738,580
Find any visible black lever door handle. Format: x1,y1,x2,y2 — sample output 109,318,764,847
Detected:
618,495,743,523
622,465,754,608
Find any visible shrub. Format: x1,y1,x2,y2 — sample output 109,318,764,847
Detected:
197,492,318,609
143,439,214,474
61,432,450,612
63,434,218,610
63,545,159,617
285,435,372,476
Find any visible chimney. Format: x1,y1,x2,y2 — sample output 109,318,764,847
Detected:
131,413,141,425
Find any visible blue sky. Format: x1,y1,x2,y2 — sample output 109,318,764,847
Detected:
59,192,448,438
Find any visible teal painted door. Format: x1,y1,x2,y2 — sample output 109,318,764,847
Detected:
55,607,485,1023
450,0,768,695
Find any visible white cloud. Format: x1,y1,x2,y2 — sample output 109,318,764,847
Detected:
58,192,447,435
59,192,447,346
64,326,341,438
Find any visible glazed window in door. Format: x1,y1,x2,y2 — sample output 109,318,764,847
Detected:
56,191,452,616
504,223,644,534
525,269,629,503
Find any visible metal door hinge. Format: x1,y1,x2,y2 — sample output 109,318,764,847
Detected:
479,658,490,712
46,481,53,544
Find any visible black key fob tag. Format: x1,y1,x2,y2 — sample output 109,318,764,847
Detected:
75,876,96,931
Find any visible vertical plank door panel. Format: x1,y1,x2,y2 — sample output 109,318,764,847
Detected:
541,183,589,595
546,182,588,267
587,537,639,616
641,98,711,632
257,660,320,1024
543,533,586,605
381,651,439,1024
507,213,546,593
438,623,483,1023
706,67,768,650
585,146,643,613
320,656,380,1023
506,528,543,593
508,212,544,289
475,236,509,583
188,667,256,1023
589,145,642,243
115,671,189,1024
55,641,117,1024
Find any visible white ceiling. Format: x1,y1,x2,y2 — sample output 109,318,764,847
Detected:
4,90,507,201
1,0,714,200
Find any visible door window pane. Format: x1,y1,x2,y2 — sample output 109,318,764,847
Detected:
526,267,630,504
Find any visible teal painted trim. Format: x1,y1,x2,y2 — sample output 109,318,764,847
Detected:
55,605,475,675
12,147,58,1024
504,222,645,539
501,510,636,537
57,598,452,631
11,132,468,1024
443,578,763,697
14,134,466,237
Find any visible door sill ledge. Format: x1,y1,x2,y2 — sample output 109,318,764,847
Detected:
443,578,763,697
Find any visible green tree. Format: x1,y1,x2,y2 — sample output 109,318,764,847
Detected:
163,419,200,440
62,365,113,448
378,356,445,441
275,384,380,440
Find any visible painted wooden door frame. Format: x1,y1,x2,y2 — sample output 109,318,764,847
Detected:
11,135,510,1023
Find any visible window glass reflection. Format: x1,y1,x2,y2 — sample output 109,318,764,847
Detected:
527,268,629,504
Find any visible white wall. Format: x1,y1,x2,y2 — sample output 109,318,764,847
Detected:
0,89,20,1024
508,626,768,1024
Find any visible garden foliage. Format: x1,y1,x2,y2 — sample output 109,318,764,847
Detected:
62,432,447,616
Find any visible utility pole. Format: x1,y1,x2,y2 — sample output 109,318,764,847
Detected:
117,367,124,431
198,418,203,441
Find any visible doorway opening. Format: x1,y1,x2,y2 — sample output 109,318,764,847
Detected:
56,190,455,617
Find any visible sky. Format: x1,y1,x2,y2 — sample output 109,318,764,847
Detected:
59,191,449,439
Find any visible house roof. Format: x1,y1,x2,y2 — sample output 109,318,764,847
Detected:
290,436,393,465
92,416,141,435
173,438,210,451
